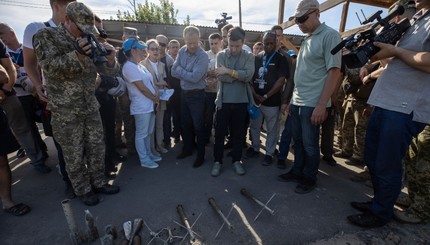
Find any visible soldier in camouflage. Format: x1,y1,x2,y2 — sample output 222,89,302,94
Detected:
33,2,120,206
395,125,430,223
334,65,374,165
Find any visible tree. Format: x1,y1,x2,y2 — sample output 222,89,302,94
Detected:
116,0,186,25
183,15,190,26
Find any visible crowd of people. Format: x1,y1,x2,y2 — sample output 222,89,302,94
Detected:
0,0,429,232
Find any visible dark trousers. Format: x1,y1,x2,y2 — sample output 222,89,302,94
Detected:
181,90,205,158
96,93,117,172
365,107,426,221
204,92,217,143
163,90,182,143
18,95,48,152
214,103,247,163
321,107,336,157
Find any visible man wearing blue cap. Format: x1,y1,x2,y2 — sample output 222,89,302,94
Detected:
33,2,120,206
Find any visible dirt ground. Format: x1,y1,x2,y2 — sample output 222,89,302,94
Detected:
1,131,429,245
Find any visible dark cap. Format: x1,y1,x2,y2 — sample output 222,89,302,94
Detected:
66,2,99,35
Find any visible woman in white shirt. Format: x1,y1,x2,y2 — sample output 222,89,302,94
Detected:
141,39,169,154
119,39,161,168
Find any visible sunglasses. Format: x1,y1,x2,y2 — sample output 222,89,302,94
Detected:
295,10,317,24
159,43,167,47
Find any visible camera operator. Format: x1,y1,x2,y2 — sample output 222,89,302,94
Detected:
32,2,120,206
94,16,126,179
348,0,430,228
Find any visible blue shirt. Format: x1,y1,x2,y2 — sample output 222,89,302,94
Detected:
171,46,208,90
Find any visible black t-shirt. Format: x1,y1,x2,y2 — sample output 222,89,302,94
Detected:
252,51,289,106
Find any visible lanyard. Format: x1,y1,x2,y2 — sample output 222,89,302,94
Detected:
261,51,276,80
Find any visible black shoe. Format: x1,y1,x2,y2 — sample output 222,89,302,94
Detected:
262,155,273,166
347,212,386,228
224,141,232,149
244,147,259,159
322,156,337,166
79,191,99,206
350,201,372,212
277,171,302,183
345,158,364,166
16,148,26,158
277,159,286,169
105,172,117,180
295,178,316,194
65,184,76,199
94,184,120,195
193,156,204,168
176,151,192,159
34,164,52,174
112,153,126,163
334,151,352,159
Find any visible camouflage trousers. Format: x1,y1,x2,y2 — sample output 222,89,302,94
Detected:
405,125,430,221
341,99,369,161
52,109,106,196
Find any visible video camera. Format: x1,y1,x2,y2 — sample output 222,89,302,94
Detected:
74,33,112,66
215,12,232,30
331,5,410,68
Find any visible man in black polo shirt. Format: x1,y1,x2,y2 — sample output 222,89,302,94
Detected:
247,31,289,165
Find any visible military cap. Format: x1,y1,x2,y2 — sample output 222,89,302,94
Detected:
123,27,139,39
66,2,99,34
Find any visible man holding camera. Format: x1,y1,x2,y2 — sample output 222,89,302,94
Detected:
33,2,120,206
348,0,430,227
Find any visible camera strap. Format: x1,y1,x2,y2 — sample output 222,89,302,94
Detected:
260,51,276,80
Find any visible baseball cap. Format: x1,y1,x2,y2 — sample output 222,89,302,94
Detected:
122,38,147,52
123,27,139,39
289,0,320,21
388,0,415,14
66,2,99,35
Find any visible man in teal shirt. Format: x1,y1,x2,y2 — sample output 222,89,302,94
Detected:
277,0,341,194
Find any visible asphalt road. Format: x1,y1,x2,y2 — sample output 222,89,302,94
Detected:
1,134,428,245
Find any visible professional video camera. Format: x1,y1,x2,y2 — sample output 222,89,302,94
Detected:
74,33,111,66
331,5,410,68
215,12,232,30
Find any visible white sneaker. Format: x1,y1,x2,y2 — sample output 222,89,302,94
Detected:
141,160,159,169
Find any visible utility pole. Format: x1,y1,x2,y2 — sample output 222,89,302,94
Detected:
239,0,242,27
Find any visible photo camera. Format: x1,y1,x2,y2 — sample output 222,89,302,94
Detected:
74,33,111,66
331,5,410,68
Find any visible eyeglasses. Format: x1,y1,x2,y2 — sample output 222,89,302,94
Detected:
295,10,317,24
159,43,167,47
149,47,159,52
264,30,277,36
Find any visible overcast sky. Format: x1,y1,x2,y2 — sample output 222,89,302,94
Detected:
0,0,386,42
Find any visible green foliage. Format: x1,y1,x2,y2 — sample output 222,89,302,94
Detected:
183,15,190,25
116,0,184,24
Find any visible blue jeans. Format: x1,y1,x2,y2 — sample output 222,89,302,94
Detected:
134,112,155,163
181,90,206,158
290,105,321,181
278,114,293,160
365,107,426,221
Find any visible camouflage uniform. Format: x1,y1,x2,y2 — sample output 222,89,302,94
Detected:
340,67,371,162
33,25,119,196
404,125,430,221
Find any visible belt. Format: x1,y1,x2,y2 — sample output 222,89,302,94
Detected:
182,89,204,94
